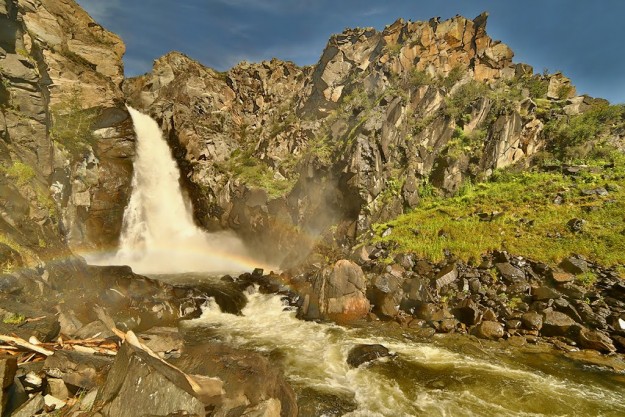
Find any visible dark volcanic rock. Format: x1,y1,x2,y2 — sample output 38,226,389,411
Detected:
347,344,392,368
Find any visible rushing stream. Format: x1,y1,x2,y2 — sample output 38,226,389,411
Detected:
95,108,624,416
182,286,625,417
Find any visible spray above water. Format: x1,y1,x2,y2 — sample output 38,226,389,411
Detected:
96,106,261,275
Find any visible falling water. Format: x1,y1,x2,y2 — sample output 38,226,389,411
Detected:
97,107,260,274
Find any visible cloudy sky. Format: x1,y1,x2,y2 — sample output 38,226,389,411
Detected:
76,0,625,104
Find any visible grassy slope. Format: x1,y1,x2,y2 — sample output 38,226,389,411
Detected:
372,150,625,271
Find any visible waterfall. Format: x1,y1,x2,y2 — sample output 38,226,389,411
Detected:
104,106,259,275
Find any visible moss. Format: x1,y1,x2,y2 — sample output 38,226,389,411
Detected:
577,271,597,287
2,313,25,325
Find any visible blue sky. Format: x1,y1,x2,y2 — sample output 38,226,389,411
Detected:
76,0,625,104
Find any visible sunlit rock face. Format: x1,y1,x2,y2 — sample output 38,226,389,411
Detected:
0,0,134,256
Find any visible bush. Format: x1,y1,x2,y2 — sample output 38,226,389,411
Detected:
520,75,548,99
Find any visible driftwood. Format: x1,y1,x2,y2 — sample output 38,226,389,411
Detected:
0,335,54,356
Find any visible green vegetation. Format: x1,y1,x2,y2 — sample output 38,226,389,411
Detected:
519,75,549,99
220,149,297,198
577,271,598,287
50,88,99,158
437,66,465,90
544,102,625,160
371,148,625,268
5,161,35,186
2,313,25,325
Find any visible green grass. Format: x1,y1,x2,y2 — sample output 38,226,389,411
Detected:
5,161,35,186
371,150,625,268
2,313,25,325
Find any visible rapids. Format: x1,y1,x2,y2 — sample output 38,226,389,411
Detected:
187,289,625,417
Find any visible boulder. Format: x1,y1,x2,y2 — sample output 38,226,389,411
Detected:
347,344,392,367
94,342,220,417
297,387,357,417
452,299,482,326
368,273,404,318
532,286,561,301
521,311,543,330
0,355,17,415
495,262,525,284
471,321,504,340
559,257,589,274
576,328,615,353
299,260,370,323
541,311,576,336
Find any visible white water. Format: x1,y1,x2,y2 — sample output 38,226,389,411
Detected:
193,291,625,417
92,107,260,274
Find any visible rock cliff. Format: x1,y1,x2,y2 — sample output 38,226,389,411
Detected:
125,13,591,266
0,0,133,262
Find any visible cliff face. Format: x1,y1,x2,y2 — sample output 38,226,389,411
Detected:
0,0,134,280
0,0,134,261
125,13,587,265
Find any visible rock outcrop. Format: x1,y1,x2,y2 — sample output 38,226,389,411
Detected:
124,13,586,265
0,0,133,261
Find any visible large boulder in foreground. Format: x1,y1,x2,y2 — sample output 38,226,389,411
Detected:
298,260,370,323
94,341,222,417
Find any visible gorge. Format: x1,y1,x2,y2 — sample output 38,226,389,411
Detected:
0,0,624,416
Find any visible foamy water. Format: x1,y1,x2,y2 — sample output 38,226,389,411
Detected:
192,291,625,417
87,107,265,274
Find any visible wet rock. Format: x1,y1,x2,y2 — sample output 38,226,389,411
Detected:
495,262,525,284
138,327,184,359
95,343,216,417
559,256,589,274
44,350,113,390
521,311,543,330
300,260,370,323
576,328,615,353
471,321,504,340
400,276,430,313
368,273,404,318
0,300,60,342
541,311,576,336
297,387,357,417
347,344,391,367
440,318,459,333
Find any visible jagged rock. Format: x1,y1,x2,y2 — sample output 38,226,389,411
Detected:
346,344,391,367
452,299,482,326
471,321,504,340
0,355,17,415
532,286,561,301
299,260,370,323
559,257,589,274
495,262,525,283
95,343,218,417
541,311,576,336
0,300,59,342
547,73,576,100
368,273,404,318
435,264,458,289
550,270,575,284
